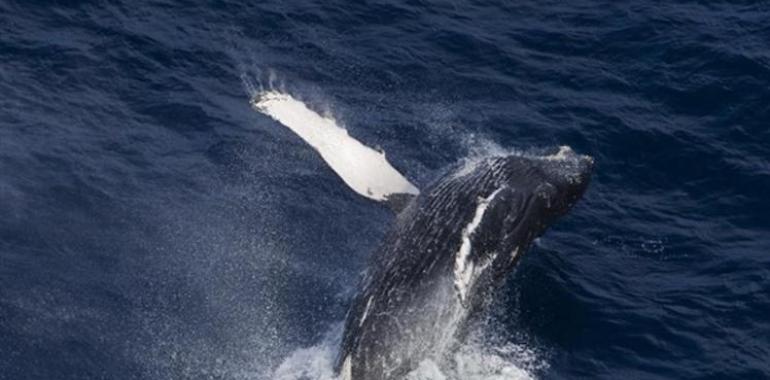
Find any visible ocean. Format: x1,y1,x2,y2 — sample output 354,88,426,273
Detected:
1,1,768,379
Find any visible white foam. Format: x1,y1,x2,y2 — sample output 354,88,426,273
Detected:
455,139,591,168
272,336,544,380
446,342,544,380
273,344,339,380
252,91,419,201
454,187,507,304
542,145,576,162
452,157,484,179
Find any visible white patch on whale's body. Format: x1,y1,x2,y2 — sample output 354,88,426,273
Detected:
252,91,419,201
453,186,507,303
359,297,374,327
340,355,352,380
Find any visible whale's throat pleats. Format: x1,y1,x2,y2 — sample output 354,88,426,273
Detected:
251,91,419,203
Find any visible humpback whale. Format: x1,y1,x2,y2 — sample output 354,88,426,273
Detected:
252,91,593,380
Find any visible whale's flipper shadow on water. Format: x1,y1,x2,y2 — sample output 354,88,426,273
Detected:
251,90,593,380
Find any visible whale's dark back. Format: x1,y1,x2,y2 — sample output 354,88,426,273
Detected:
336,149,593,380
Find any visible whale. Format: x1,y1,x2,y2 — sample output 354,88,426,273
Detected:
251,90,593,380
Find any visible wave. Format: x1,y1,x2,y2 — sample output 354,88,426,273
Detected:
272,326,546,380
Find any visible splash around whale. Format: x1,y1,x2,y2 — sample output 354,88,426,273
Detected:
251,90,594,380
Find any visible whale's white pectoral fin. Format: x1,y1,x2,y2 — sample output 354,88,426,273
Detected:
251,91,420,202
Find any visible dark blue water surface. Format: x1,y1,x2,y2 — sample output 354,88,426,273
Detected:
1,1,769,379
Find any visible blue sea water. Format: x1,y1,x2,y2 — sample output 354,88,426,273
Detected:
1,1,769,379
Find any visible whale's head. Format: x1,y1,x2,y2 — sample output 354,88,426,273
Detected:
451,146,593,306
514,146,594,224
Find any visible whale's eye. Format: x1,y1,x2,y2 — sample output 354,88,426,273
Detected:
535,182,558,207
